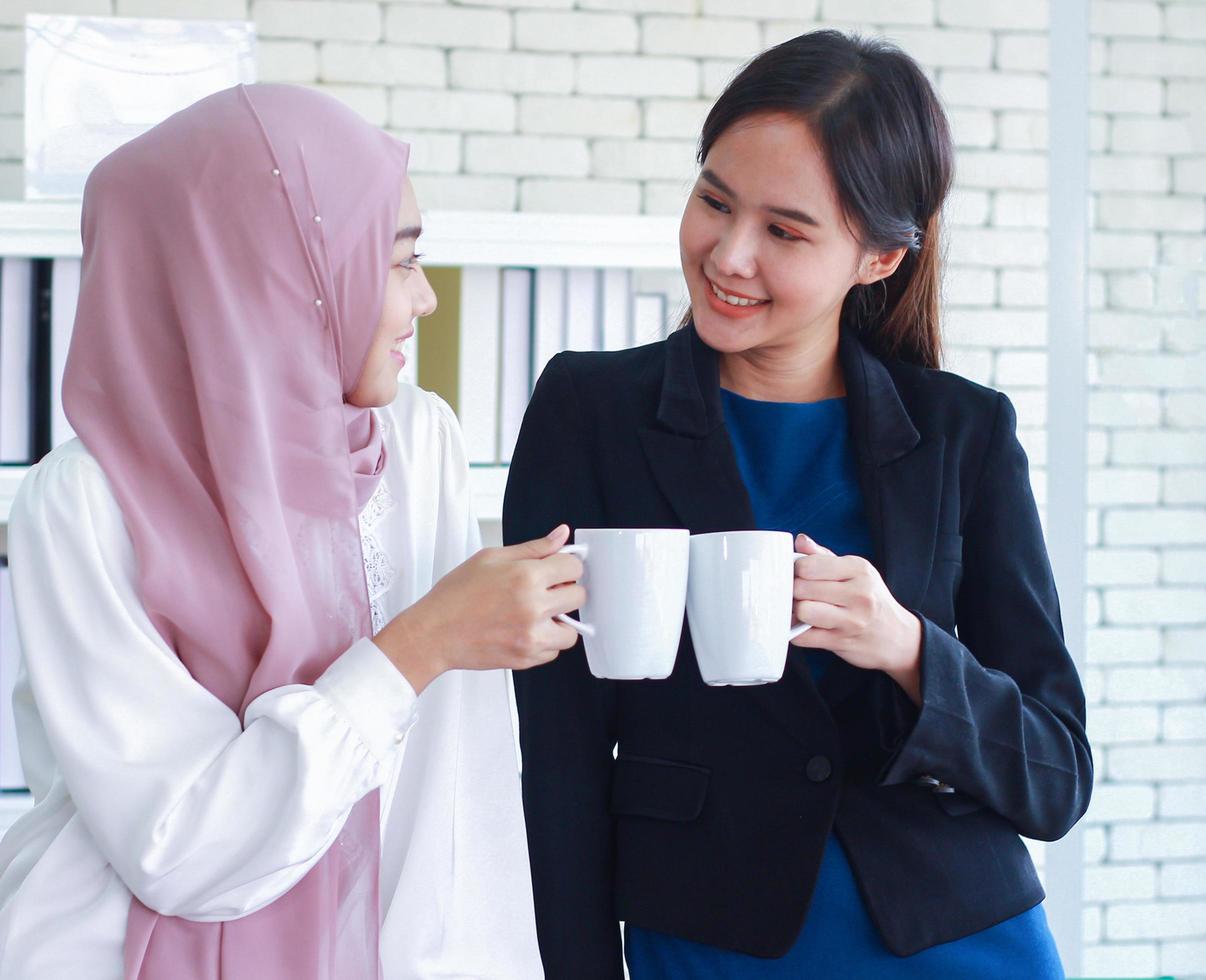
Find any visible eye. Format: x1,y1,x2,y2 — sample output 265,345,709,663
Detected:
697,193,729,214
395,252,424,271
770,226,804,242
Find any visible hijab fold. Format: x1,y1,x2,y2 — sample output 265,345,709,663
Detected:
61,83,410,980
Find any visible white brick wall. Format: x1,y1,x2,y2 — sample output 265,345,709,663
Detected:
0,1,1202,975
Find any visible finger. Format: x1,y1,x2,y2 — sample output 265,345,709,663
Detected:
793,578,851,605
545,583,587,618
795,532,835,556
793,599,846,631
517,647,562,669
789,625,839,649
532,552,585,587
541,620,583,651
501,524,570,561
794,553,859,581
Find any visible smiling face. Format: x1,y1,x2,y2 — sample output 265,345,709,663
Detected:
346,176,437,408
679,112,903,372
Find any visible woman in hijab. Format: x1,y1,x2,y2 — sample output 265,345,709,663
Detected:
0,83,578,978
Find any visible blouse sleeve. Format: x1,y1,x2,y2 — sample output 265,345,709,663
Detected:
6,450,418,921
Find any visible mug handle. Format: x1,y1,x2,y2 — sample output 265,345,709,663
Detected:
554,544,595,638
789,550,813,639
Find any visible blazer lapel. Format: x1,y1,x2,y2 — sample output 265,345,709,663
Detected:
636,325,757,533
818,329,945,707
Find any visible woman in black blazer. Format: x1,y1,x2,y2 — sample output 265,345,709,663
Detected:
503,31,1091,980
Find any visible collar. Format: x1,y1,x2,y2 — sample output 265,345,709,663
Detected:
655,322,920,466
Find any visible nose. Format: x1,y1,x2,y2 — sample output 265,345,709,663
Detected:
414,266,438,318
711,222,758,280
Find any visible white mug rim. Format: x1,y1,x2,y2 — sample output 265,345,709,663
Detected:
688,529,794,542
575,527,690,536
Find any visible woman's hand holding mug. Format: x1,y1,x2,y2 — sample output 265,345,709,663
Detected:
374,524,586,693
789,533,923,705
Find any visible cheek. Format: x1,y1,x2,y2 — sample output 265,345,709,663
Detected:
769,249,846,308
679,210,712,261
378,276,408,332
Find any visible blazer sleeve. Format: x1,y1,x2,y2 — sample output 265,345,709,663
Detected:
503,354,624,980
880,391,1093,841
6,451,418,920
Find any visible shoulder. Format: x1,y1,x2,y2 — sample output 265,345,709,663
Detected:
377,382,447,435
8,439,132,564
548,336,667,387
11,439,119,526
881,357,1011,445
376,383,464,469
535,338,667,417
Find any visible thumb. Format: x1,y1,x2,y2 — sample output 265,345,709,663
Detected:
795,532,834,556
505,523,571,560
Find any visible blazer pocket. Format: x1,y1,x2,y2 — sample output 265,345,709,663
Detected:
611,754,711,822
935,531,964,565
934,790,985,817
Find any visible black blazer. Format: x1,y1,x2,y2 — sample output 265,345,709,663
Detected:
503,324,1092,978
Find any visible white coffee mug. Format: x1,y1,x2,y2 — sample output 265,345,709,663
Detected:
554,528,690,680
686,530,813,686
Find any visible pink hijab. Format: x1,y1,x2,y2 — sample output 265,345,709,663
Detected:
61,83,410,979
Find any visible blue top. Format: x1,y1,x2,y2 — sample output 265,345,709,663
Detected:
623,389,1063,979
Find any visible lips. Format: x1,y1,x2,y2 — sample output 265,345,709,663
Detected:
707,276,769,305
702,274,771,319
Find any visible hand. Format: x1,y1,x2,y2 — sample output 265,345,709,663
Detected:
789,533,923,705
375,524,586,693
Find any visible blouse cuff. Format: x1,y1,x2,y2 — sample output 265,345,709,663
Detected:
314,637,419,763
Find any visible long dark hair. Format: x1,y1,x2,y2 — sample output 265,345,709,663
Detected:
678,30,954,369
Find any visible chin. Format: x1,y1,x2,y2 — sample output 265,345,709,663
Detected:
371,380,399,408
690,305,766,354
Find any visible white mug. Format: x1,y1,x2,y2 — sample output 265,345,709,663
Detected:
555,528,690,680
686,530,813,686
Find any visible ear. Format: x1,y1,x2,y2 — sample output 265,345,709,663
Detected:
855,245,908,287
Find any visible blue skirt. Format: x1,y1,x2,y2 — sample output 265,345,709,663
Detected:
625,834,1064,979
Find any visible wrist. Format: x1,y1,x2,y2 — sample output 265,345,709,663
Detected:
375,604,449,695
883,608,923,706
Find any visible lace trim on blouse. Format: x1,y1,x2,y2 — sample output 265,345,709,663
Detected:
359,411,397,635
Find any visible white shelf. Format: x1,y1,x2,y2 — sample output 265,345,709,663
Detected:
0,202,682,270
1,463,510,527
0,792,33,837
0,467,25,525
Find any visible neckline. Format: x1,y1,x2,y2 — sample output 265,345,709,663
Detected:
720,387,848,408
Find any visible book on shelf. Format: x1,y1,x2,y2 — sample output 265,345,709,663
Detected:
0,256,85,467
499,268,533,466
564,268,598,353
632,293,668,347
0,258,34,465
0,560,27,792
600,269,632,353
50,258,80,449
532,267,565,399
458,266,502,466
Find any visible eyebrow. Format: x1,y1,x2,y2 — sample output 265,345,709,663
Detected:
394,225,422,242
700,168,821,228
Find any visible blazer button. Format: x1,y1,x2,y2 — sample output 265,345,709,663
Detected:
806,755,832,783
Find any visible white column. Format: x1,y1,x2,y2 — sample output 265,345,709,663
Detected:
1045,1,1090,974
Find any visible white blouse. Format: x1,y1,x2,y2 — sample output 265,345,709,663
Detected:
0,385,543,979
